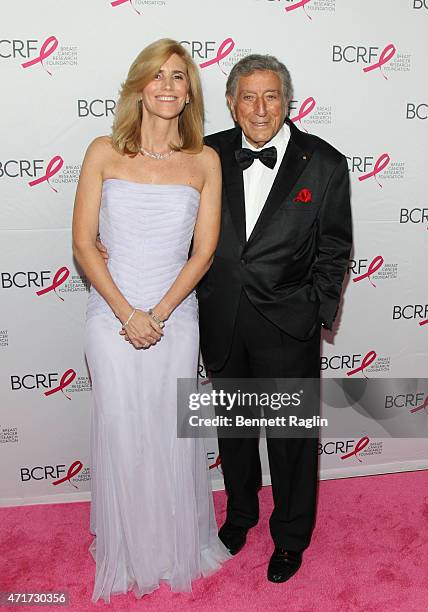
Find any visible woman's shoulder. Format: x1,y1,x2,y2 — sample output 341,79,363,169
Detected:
87,135,114,155
84,136,120,166
189,146,221,191
196,144,221,169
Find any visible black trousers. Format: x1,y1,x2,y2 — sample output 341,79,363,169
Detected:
210,290,320,552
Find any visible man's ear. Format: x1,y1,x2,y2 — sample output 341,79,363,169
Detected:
226,95,237,122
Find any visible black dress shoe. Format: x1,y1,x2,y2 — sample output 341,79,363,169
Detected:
218,522,248,555
267,548,302,583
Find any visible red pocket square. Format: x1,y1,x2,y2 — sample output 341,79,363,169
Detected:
293,188,312,203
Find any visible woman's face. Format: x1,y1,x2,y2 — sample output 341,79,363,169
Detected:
141,53,190,120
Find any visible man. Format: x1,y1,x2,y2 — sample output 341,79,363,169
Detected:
197,54,352,582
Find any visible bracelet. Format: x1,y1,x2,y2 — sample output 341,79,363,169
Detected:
122,308,136,328
148,308,165,329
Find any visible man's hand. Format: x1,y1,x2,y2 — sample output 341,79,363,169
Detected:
96,235,109,264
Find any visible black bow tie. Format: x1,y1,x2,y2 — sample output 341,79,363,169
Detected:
235,146,277,170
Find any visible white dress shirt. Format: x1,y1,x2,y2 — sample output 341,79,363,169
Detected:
242,124,290,239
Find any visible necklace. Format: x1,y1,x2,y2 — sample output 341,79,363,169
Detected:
140,146,175,161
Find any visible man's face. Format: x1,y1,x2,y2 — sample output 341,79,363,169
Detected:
228,70,287,149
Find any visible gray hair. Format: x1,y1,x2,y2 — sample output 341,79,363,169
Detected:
226,54,293,102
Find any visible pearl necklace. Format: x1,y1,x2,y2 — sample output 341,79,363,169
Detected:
140,146,175,160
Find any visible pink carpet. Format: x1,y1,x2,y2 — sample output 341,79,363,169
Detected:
1,470,428,611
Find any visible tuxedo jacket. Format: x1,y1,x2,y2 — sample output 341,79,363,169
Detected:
198,118,352,371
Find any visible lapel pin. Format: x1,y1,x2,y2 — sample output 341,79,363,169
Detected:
302,155,307,160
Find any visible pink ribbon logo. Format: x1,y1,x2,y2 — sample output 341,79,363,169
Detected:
209,454,222,473
363,44,396,80
341,436,370,462
44,369,76,400
353,256,384,288
36,266,70,301
52,460,83,488
290,97,316,132
419,319,428,327
21,36,58,76
199,38,235,75
358,153,390,188
346,351,377,377
410,395,428,414
28,155,64,192
285,0,312,20
111,0,141,14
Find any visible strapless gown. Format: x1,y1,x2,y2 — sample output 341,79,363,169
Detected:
84,179,229,603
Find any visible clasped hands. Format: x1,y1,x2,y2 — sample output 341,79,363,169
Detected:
120,308,164,350
96,235,164,350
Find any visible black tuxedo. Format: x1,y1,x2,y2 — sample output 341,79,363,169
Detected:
199,118,352,371
198,119,352,551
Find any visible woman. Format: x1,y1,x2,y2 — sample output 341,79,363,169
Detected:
72,39,228,603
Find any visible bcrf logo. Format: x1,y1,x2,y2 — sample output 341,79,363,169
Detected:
346,153,391,187
1,36,77,74
321,354,363,371
0,37,58,75
180,38,235,73
399,208,428,224
348,256,384,287
77,99,116,117
385,392,426,410
0,156,64,191
20,36,58,75
179,40,217,61
318,439,356,455
1,267,69,300
208,452,222,473
0,159,44,179
332,44,396,78
289,97,316,130
406,103,428,119
20,460,83,488
319,437,370,461
1,270,51,289
321,351,377,376
0,38,39,59
341,436,370,462
392,304,428,321
10,369,76,399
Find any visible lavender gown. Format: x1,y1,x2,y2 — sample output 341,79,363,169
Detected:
84,179,229,603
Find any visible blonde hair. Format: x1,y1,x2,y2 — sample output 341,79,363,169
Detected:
112,39,204,155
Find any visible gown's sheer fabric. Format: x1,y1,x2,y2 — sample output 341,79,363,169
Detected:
84,180,230,602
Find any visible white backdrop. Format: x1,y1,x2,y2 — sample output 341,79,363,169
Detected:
1,0,427,506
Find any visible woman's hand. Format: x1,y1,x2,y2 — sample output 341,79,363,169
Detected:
120,309,163,349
